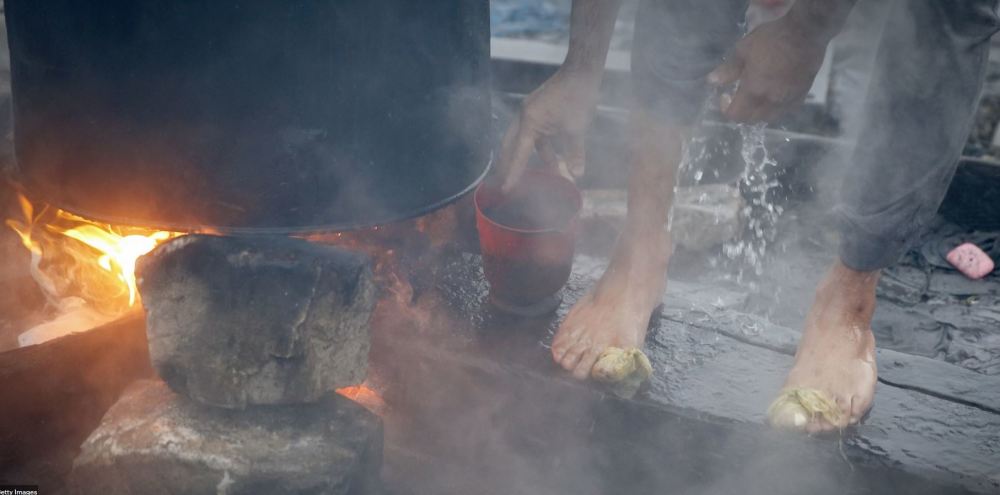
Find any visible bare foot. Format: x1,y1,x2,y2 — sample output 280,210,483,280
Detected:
552,113,685,380
781,260,879,433
552,224,670,379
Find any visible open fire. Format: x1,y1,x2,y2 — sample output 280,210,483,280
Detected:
5,192,183,345
2,186,452,350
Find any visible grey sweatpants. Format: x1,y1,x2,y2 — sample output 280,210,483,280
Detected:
633,0,1000,271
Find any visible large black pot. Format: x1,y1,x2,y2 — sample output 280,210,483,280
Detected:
5,0,491,233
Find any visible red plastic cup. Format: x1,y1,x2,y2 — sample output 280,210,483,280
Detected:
475,170,582,314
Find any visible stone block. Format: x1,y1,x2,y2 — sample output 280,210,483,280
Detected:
137,234,376,408
68,380,383,495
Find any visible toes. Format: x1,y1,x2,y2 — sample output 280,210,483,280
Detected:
551,327,580,362
804,421,823,435
806,418,837,435
551,339,569,362
834,396,853,428
558,339,590,373
849,395,873,424
572,346,604,380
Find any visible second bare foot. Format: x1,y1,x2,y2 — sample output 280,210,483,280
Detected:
780,260,879,433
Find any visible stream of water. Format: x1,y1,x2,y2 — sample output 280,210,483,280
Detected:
723,123,783,283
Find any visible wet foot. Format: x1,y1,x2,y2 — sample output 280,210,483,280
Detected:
551,224,671,379
780,260,879,433
551,114,685,380
551,113,685,380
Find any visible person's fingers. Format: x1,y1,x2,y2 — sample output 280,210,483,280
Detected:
719,93,733,114
498,117,538,193
707,59,743,87
723,89,766,123
564,134,586,179
722,90,752,121
753,91,797,123
707,49,745,87
536,137,562,172
496,117,521,178
755,101,783,124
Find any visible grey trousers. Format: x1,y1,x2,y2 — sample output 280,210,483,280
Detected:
633,0,1000,271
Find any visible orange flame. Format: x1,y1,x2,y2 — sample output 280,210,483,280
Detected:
337,383,386,416
57,222,176,306
6,193,182,312
7,192,40,256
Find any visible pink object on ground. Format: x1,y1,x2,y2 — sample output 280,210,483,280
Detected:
946,242,995,280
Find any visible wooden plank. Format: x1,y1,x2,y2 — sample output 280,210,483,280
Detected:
647,317,1000,494
658,279,1000,415
576,188,1000,415
373,251,1000,494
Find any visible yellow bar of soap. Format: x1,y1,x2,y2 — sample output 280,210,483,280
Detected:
767,387,844,430
591,347,653,398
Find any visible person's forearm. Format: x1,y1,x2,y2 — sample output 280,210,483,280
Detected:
784,0,858,43
563,0,624,76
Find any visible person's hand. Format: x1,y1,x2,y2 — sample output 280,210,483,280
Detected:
496,68,600,192
708,17,828,123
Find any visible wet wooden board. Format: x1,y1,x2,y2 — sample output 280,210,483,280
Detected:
659,279,1000,415
373,252,1000,495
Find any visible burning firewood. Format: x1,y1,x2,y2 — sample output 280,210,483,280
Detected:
4,192,181,347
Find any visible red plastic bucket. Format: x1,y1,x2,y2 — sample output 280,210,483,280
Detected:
474,171,582,312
